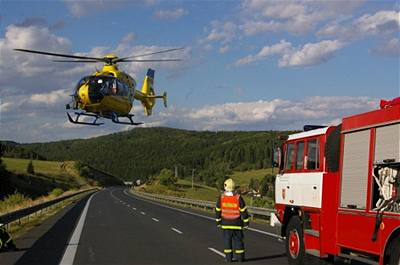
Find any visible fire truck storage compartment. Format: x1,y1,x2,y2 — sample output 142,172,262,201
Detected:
340,129,370,209
372,123,400,213
374,123,400,164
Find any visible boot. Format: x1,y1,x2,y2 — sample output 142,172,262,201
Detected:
238,253,245,262
225,253,232,263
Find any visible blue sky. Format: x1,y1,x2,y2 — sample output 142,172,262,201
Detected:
0,0,399,142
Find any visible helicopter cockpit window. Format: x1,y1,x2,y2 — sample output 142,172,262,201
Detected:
76,76,129,97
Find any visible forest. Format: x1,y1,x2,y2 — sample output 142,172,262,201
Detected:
2,127,292,186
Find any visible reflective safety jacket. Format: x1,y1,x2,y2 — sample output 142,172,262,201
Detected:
215,192,250,230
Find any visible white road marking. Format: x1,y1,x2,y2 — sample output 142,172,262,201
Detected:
208,247,225,258
132,207,137,210
171,228,183,234
247,227,279,238
141,211,146,215
60,193,95,265
123,189,213,221
123,189,280,239
152,218,159,222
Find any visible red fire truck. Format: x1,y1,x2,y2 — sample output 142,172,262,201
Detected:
270,98,400,265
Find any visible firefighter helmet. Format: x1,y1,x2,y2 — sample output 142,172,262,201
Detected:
224,178,235,192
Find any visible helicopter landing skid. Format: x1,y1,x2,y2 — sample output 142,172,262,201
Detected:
67,112,104,126
111,113,143,125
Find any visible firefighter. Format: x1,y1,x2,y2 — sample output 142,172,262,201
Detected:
0,223,17,252
215,178,250,263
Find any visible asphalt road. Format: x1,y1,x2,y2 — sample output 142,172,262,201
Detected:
1,187,360,264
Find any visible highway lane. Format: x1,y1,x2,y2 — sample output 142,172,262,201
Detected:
1,187,360,264
71,187,328,265
73,187,286,264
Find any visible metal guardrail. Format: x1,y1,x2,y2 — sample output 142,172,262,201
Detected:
132,190,276,218
0,188,98,226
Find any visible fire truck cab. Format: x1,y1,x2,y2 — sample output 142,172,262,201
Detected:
271,99,400,265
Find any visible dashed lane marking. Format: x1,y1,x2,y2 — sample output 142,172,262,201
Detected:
141,211,146,215
122,189,279,239
152,218,159,222
208,247,225,258
171,228,183,234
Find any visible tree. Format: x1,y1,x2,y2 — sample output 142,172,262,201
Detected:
27,160,35,174
158,168,177,187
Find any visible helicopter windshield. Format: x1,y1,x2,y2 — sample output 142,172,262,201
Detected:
75,76,129,97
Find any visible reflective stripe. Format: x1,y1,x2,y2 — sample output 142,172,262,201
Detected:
0,239,2,249
239,206,247,212
243,218,250,223
224,249,232,253
221,225,242,230
235,249,245,254
215,218,222,222
6,237,12,244
215,207,221,211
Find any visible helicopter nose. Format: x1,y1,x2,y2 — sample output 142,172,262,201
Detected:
78,84,90,105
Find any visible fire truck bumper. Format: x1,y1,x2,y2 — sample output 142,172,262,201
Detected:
270,213,284,241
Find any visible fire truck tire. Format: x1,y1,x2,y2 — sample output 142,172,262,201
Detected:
389,237,400,265
285,216,305,265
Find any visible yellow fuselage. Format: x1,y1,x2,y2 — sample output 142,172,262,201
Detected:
76,64,135,116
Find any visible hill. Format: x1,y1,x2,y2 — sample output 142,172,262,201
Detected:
0,157,123,201
16,127,290,184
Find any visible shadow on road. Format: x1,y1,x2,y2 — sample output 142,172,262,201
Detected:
245,253,286,262
14,194,92,265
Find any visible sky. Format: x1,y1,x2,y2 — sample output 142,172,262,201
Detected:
0,0,399,143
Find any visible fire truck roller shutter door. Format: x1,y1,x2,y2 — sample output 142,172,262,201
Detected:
340,129,370,209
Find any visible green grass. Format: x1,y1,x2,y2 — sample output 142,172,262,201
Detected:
229,168,274,187
2,158,86,186
140,168,276,208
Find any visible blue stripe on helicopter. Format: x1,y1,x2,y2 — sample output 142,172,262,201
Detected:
147,69,155,79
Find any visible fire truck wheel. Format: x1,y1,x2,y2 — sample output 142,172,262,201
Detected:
389,237,400,265
285,216,305,265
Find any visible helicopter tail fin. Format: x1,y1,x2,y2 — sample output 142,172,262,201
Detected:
139,68,167,116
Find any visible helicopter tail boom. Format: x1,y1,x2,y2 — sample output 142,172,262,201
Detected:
136,68,167,115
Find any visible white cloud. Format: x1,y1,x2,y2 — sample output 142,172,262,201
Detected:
64,0,128,18
240,0,364,36
371,38,400,57
219,45,230,54
201,21,237,44
241,20,284,36
319,10,400,40
235,40,292,66
235,40,345,67
0,96,381,142
30,89,70,105
154,8,188,20
279,40,345,67
139,96,379,131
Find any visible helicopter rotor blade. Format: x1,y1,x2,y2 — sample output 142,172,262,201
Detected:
52,60,101,63
116,47,184,62
119,59,182,62
14,48,104,61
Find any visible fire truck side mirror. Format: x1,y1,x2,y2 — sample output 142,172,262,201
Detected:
273,147,282,169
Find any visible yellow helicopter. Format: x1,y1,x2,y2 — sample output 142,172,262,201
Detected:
14,48,183,125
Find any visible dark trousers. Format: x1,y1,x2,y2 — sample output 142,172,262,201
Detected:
223,229,244,260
